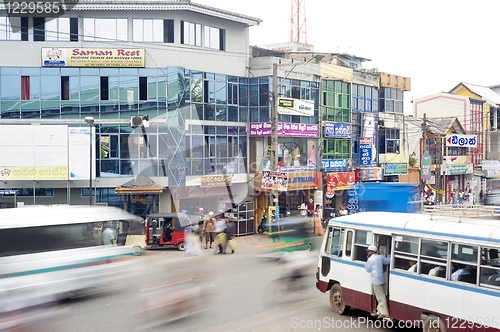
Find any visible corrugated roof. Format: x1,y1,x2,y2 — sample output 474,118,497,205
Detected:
405,117,465,135
51,0,262,26
453,82,500,107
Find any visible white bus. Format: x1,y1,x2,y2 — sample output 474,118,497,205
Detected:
0,205,145,330
316,212,500,332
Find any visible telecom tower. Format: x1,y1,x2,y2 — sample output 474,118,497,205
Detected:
290,0,307,43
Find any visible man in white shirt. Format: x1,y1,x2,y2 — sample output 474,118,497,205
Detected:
213,216,227,254
365,245,391,319
102,225,117,245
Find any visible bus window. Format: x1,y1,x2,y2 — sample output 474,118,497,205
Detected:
419,239,448,278
393,235,419,272
325,228,344,257
451,243,478,284
354,230,372,262
480,247,500,287
345,230,353,258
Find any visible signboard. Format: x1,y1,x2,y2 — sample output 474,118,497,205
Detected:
287,172,318,191
261,171,288,191
322,159,349,170
445,134,478,147
360,137,373,145
443,156,471,165
249,123,319,137
360,143,372,166
444,164,473,175
421,154,431,180
200,175,233,188
0,125,71,180
42,48,146,67
325,122,351,138
426,176,435,185
280,165,315,172
360,168,383,181
0,190,17,195
482,160,500,171
384,163,408,175
277,98,314,116
326,172,355,198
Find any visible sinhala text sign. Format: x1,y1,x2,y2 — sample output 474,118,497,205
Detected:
384,163,408,175
445,134,478,147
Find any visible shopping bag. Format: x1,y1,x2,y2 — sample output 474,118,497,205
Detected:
217,233,227,245
228,239,238,251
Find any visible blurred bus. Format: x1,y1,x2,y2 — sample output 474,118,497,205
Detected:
0,205,144,330
486,175,500,205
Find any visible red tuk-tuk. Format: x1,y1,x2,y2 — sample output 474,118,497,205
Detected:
145,213,190,251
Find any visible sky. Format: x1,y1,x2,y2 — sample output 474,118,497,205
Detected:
196,0,500,116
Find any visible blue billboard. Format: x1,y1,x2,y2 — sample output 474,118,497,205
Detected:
325,122,350,138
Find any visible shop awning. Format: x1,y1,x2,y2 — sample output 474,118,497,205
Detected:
114,175,164,195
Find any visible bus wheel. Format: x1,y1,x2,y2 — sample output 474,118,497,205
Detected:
423,314,447,332
329,284,350,315
177,242,186,251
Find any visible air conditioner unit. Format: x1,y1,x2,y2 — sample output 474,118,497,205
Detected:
131,115,150,128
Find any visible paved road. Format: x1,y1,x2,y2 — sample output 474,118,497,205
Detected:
32,234,420,332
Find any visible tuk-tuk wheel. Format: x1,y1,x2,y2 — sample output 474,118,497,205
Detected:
132,246,143,256
177,242,186,251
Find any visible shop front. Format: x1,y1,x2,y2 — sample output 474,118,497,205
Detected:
324,171,355,217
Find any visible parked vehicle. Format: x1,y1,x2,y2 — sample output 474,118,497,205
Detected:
145,213,189,251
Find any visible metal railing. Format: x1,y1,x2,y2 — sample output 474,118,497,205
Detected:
423,204,500,219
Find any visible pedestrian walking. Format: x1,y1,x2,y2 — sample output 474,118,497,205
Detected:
365,245,391,320
204,211,215,249
468,190,474,205
270,209,280,242
213,214,227,254
314,204,323,236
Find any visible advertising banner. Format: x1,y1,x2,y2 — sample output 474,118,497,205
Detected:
360,168,383,181
444,164,473,175
325,122,351,138
0,125,71,180
42,48,145,67
249,122,319,137
307,139,317,167
277,98,314,116
421,154,431,180
287,172,318,191
384,163,408,175
261,171,288,191
359,142,372,166
280,165,315,172
326,172,355,198
201,175,233,188
443,156,471,165
322,159,349,170
445,134,478,147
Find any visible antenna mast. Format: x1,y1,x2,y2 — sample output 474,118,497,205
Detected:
290,0,307,43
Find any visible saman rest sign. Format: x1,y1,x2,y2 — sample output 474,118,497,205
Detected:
42,48,145,67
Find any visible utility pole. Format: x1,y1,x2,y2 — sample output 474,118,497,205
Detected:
270,63,279,212
422,113,426,209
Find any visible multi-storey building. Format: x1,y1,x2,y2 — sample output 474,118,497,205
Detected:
0,0,262,225
414,83,500,165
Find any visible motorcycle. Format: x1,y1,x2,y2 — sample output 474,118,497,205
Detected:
257,214,268,234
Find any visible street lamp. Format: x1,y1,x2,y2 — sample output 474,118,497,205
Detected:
84,117,94,205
